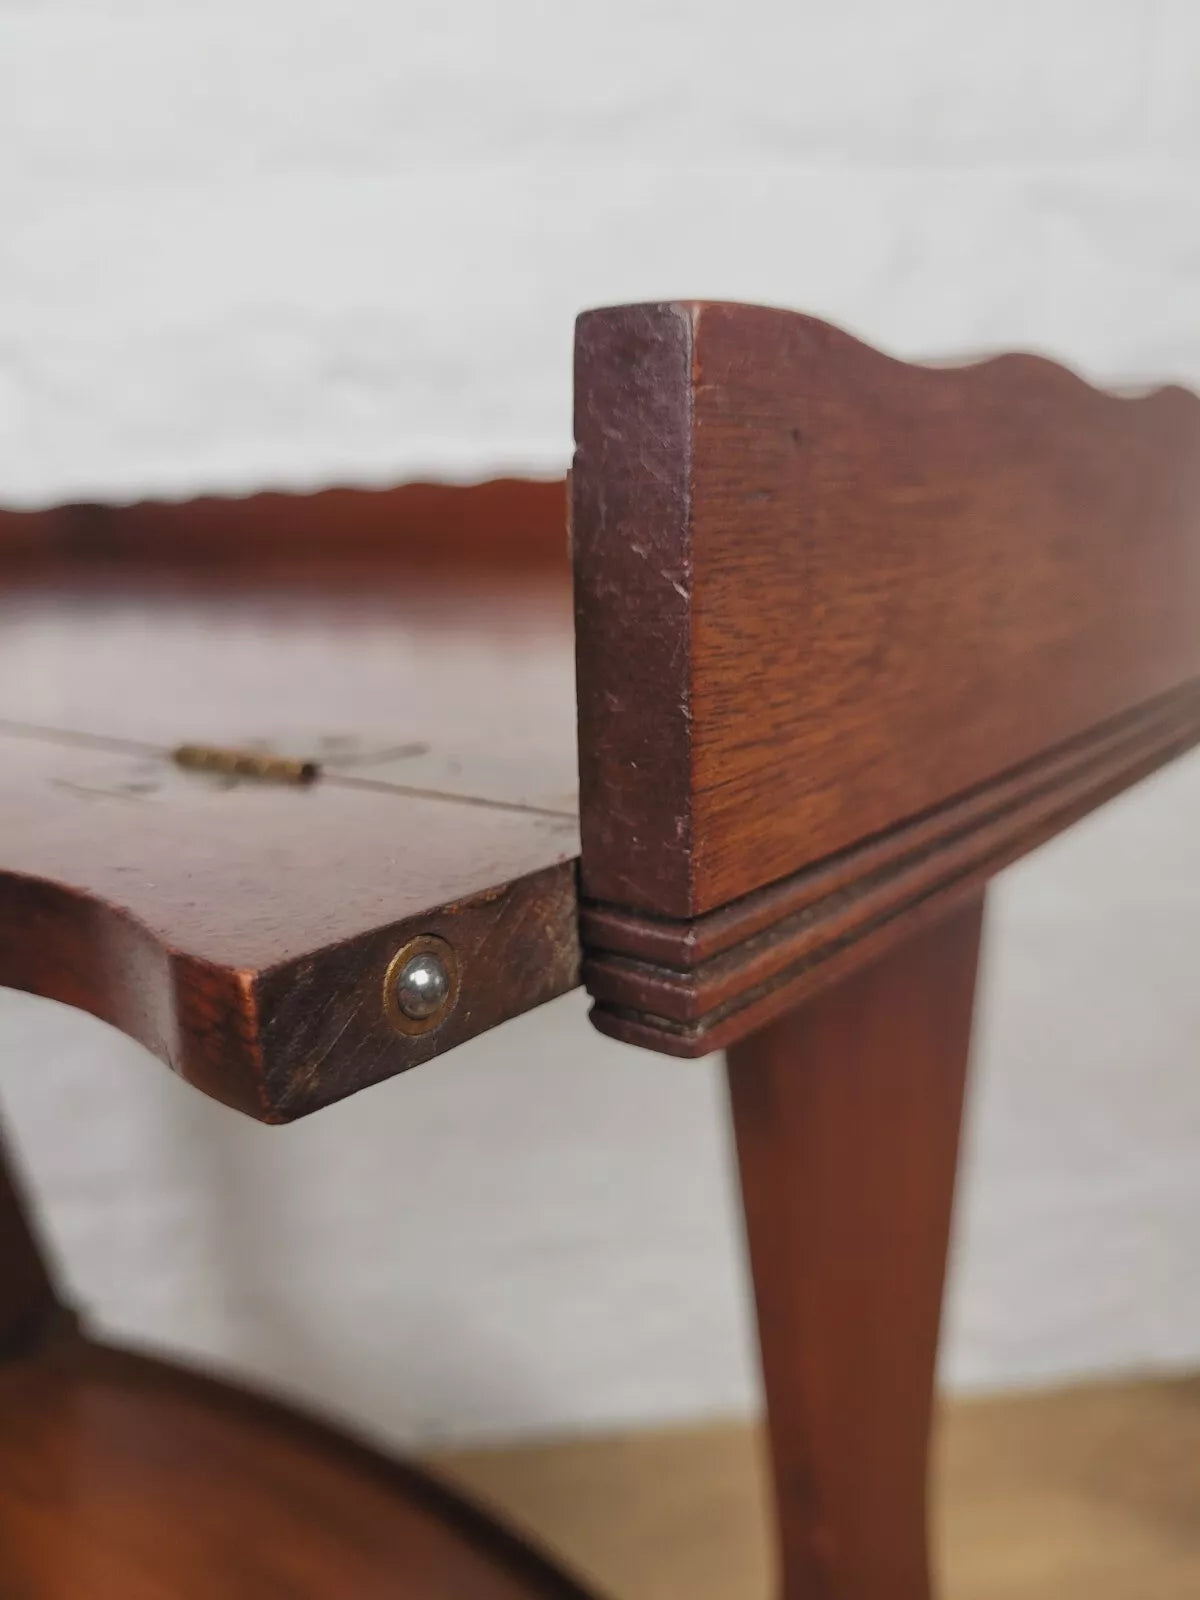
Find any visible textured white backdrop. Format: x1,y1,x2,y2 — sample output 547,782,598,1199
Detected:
1,0,1198,1446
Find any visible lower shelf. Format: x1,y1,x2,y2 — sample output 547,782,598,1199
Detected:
0,1335,597,1600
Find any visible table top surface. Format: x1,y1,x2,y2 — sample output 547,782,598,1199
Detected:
0,568,584,1120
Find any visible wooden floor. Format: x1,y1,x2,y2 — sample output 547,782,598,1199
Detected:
431,1377,1200,1600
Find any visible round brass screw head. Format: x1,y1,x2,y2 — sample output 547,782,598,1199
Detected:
395,952,450,1020
383,935,459,1036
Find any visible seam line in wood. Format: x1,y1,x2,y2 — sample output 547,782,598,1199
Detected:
0,717,577,822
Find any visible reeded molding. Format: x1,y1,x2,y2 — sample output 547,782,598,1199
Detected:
572,300,1200,1054
583,683,1200,1055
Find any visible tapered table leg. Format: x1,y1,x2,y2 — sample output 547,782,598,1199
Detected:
0,1119,60,1357
727,897,985,1600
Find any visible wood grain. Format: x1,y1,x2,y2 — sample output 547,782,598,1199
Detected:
582,682,1200,1054
0,478,568,577
726,897,984,1600
0,572,580,814
573,300,1200,1050
0,575,581,1120
0,1335,598,1600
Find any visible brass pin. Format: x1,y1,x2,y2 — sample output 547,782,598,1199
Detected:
172,744,320,785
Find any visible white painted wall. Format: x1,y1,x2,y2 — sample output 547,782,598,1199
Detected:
1,0,1198,1445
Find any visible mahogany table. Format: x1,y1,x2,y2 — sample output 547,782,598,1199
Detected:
1,303,1197,1598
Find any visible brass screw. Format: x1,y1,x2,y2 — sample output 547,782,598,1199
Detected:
383,936,459,1036
396,953,450,1019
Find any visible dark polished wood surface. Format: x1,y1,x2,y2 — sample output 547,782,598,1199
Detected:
728,897,984,1600
0,567,580,1120
583,683,1200,1057
0,478,568,575
0,1334,598,1600
0,1126,61,1360
574,301,1200,1053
